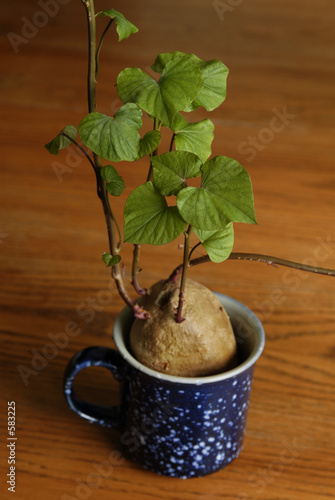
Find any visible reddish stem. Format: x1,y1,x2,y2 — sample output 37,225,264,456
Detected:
167,265,183,283
175,226,192,323
131,245,147,296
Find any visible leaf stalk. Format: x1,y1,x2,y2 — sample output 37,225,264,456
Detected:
131,245,147,295
95,18,114,79
81,0,149,319
176,225,193,323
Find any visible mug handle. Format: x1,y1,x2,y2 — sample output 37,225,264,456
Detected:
63,346,124,429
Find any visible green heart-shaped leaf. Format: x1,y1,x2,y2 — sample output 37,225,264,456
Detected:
117,55,203,127
172,113,214,163
137,130,161,159
101,165,125,196
151,51,187,73
152,151,202,196
96,9,138,42
186,58,229,112
78,104,142,162
45,125,77,155
177,156,256,230
152,52,228,112
194,223,234,263
124,182,187,245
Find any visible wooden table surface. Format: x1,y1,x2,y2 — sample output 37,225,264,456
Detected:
1,0,335,498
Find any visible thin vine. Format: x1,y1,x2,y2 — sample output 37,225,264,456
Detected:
81,0,149,319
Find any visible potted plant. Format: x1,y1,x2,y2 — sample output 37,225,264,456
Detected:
46,1,335,478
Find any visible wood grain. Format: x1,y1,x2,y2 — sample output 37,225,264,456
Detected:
1,0,335,498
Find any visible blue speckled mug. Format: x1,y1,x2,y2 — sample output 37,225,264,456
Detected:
64,293,265,478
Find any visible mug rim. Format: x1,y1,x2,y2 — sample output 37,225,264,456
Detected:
113,293,265,385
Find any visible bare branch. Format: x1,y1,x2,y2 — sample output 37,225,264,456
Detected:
187,252,335,276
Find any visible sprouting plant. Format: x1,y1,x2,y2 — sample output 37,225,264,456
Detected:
46,1,335,328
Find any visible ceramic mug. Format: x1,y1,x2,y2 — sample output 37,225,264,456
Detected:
64,293,265,478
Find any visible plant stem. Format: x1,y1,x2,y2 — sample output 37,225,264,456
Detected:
95,18,114,79
168,241,201,284
146,163,154,183
81,0,149,319
81,0,96,114
95,172,148,317
169,132,175,152
186,252,335,277
146,119,161,182
188,241,201,262
95,169,118,258
104,184,122,249
167,264,183,283
131,245,147,295
176,226,193,323
132,117,162,293
60,133,95,169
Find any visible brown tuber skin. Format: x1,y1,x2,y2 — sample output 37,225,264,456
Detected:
130,278,239,377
